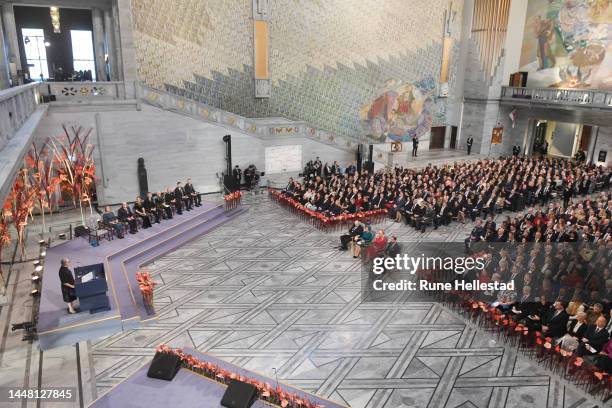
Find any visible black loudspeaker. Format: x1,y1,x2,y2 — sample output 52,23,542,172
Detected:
146,352,181,381
221,379,258,408
74,225,89,237
363,161,374,174
223,174,236,194
356,144,363,173
368,144,373,163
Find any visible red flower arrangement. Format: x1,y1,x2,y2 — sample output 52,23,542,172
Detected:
49,126,97,224
155,344,325,408
5,168,37,258
0,210,11,288
224,190,242,210
136,270,156,314
268,189,387,229
26,141,61,234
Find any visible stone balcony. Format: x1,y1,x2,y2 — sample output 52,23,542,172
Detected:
500,86,612,111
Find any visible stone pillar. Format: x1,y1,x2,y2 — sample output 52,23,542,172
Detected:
116,0,138,98
1,3,21,85
103,9,118,81
92,8,106,81
0,14,11,89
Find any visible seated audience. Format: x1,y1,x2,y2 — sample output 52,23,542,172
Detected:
102,205,124,238
144,192,161,224
118,202,138,234
353,225,374,258
185,178,202,207
166,187,180,215
133,197,152,229
556,311,588,351
542,301,569,338
156,191,173,219
340,220,363,251
576,316,610,357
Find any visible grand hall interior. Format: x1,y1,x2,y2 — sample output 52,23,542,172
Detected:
0,0,611,407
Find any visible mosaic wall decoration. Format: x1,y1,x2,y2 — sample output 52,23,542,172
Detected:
519,0,612,90
132,0,464,141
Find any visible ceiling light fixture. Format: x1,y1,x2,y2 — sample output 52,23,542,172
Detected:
50,7,60,33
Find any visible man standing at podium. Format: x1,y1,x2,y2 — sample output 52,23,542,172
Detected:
59,258,77,314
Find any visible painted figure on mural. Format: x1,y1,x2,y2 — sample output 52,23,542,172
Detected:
534,16,556,70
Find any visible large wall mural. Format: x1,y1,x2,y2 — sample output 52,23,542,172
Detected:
360,79,435,143
519,0,612,90
132,0,463,142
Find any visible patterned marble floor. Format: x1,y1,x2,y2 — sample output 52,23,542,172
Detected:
89,195,598,408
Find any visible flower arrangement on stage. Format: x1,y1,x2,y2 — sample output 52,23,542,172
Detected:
223,190,242,210
25,141,60,234
268,189,387,230
155,344,325,408
136,270,156,314
49,126,97,224
0,210,11,288
5,169,37,258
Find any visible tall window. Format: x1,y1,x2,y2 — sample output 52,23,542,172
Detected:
70,30,96,80
21,28,49,81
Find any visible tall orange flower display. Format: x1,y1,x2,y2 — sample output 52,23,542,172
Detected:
26,141,60,234
6,169,37,258
49,126,97,224
0,209,11,289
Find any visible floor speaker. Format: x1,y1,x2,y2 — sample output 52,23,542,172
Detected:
221,379,258,408
223,174,236,193
74,225,89,237
146,352,181,381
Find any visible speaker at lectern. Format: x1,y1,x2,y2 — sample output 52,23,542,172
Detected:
74,263,110,313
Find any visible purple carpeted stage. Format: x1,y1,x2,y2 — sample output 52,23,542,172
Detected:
38,201,247,350
89,348,346,408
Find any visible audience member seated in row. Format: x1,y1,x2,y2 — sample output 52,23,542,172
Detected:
118,202,138,234
98,179,201,239
468,192,612,245
353,225,374,258
458,239,612,372
284,155,611,234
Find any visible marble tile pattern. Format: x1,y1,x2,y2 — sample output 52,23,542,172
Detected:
131,0,464,141
90,195,594,408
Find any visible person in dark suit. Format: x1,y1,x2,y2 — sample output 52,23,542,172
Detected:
156,191,172,219
542,301,569,339
185,178,201,207
384,236,401,257
465,219,485,251
466,137,473,155
133,197,152,229
118,202,138,234
233,165,242,190
576,316,610,356
340,220,363,251
102,205,124,238
167,186,181,215
175,181,190,211
412,136,419,157
59,258,77,314
144,192,161,224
